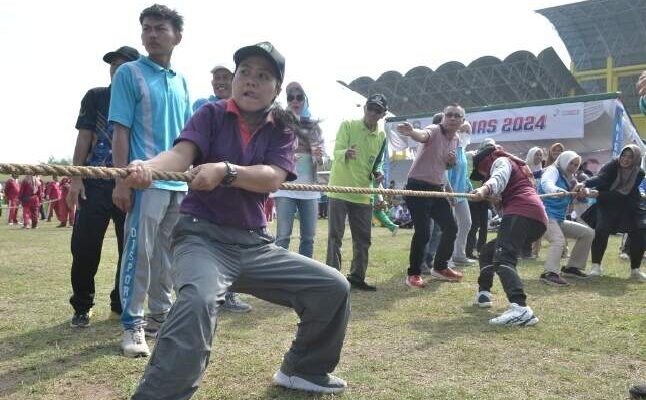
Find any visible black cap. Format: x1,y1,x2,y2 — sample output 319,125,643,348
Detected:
366,93,388,111
103,46,140,64
470,145,497,181
233,41,285,83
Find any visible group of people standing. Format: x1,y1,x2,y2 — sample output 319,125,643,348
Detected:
3,174,75,228
7,3,644,398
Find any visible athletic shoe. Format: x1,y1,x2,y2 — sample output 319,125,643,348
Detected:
473,291,493,308
619,252,630,260
70,310,92,328
588,263,603,277
273,370,347,394
419,263,432,275
540,272,569,286
561,266,588,279
222,292,252,313
346,275,377,291
122,326,150,358
144,314,167,338
630,269,646,282
489,303,539,327
452,257,477,266
391,226,399,236
629,383,646,399
405,275,426,288
430,267,463,282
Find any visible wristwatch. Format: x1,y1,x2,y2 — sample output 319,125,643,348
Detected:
221,161,238,187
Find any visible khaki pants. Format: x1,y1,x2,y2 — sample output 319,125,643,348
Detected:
543,218,594,273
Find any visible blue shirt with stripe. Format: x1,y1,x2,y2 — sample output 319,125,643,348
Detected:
446,145,473,203
109,56,191,191
538,165,571,221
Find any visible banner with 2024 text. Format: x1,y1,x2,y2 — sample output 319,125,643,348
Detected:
466,102,584,143
389,102,584,146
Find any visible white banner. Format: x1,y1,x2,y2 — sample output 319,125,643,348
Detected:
386,102,585,147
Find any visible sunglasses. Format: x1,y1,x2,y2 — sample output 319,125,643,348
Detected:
445,112,464,119
287,94,304,102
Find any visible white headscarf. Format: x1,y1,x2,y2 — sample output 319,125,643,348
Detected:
525,147,544,172
555,150,581,177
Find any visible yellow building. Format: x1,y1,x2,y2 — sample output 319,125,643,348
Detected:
538,0,646,138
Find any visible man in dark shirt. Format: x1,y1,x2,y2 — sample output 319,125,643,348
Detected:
67,45,140,328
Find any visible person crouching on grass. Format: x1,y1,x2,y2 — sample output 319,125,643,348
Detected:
123,42,350,399
470,144,548,326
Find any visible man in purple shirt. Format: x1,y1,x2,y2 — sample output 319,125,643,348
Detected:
123,42,350,398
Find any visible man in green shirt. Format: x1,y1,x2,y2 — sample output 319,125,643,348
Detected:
326,94,388,291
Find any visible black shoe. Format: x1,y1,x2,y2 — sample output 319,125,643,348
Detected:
346,276,377,291
630,383,646,399
70,311,91,328
561,266,588,279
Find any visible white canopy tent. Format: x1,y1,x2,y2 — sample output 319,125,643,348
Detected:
384,93,645,167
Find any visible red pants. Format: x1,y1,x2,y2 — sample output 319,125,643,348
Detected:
58,199,76,226
47,198,62,221
7,198,19,224
265,198,275,222
22,196,40,228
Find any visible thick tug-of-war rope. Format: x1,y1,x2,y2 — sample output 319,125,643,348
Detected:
0,163,580,200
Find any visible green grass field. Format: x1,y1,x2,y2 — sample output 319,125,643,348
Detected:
0,214,644,399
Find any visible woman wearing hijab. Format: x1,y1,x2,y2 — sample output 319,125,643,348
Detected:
525,146,545,179
470,144,548,326
546,142,564,166
447,121,475,265
270,82,325,258
522,146,546,258
538,151,594,286
583,144,646,281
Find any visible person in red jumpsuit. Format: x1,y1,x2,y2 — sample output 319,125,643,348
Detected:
4,175,20,225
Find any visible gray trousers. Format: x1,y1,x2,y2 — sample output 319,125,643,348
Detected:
326,197,373,281
132,216,351,400
120,189,184,329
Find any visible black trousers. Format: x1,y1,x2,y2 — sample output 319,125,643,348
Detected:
466,200,488,257
478,215,546,306
405,179,457,276
69,180,125,314
593,229,645,270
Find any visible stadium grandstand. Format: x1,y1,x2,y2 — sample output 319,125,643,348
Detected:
340,0,646,138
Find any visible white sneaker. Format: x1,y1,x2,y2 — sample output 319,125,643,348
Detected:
392,226,399,236
453,257,477,266
619,252,629,260
630,269,646,282
122,326,150,358
473,291,493,308
273,370,347,394
489,303,539,327
588,263,602,277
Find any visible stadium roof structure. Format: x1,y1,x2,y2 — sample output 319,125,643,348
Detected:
537,0,646,71
339,47,583,116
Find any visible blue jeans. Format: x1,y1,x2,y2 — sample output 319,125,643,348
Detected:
424,221,442,266
274,197,318,258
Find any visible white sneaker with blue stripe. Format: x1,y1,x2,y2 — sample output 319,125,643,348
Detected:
489,303,538,327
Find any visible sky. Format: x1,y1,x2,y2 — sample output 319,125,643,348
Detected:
0,0,580,163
